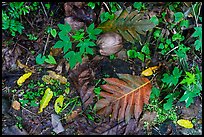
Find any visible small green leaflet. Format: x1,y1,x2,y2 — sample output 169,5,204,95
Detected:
64,51,82,69
72,30,85,41
180,72,196,85
94,87,101,95
192,27,202,40
150,87,160,100
58,23,71,32
45,55,57,64
162,67,182,86
127,50,137,58
36,53,46,65
53,40,72,53
51,28,57,38
163,98,173,110
150,16,159,26
179,89,197,108
100,12,115,23
88,2,95,9
58,30,70,41
76,39,96,55
57,23,71,42
54,95,64,114
53,40,64,48
141,44,150,55
133,2,143,10
30,100,38,107
180,20,189,28
174,12,184,22
172,33,183,41
38,88,53,113
87,23,102,40
163,92,180,110
194,39,202,51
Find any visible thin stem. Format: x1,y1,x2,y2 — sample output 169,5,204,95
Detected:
43,33,50,56
40,2,48,18
103,2,110,12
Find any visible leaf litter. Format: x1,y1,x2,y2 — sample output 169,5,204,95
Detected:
2,2,202,135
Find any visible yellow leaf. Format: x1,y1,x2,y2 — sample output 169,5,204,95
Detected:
54,95,64,114
42,71,67,84
17,72,32,86
42,75,52,84
141,65,160,76
177,119,193,128
38,88,53,113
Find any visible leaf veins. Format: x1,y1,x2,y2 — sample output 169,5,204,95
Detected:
95,74,152,123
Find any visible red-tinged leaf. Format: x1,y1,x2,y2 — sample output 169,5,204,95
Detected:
95,74,152,123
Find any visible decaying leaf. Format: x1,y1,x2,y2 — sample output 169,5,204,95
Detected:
51,114,65,134
16,60,35,73
98,9,156,43
54,95,64,114
17,72,32,86
64,107,82,122
12,100,21,111
177,119,193,128
38,88,53,113
95,74,152,123
69,56,104,110
42,70,67,84
141,65,160,76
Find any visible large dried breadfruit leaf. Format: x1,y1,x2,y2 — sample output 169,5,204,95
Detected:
95,74,152,123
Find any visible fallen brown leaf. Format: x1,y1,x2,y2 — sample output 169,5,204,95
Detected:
12,100,21,111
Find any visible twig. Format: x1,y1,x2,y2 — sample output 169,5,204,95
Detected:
23,16,34,29
165,46,179,56
21,106,39,117
40,2,48,18
103,2,110,12
16,43,29,51
43,33,50,56
191,2,202,27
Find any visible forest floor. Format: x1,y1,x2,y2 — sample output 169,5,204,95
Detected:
2,2,202,135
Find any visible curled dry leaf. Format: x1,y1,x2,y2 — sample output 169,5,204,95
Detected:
17,72,32,86
95,74,152,123
97,32,123,56
12,100,21,111
42,70,67,84
17,60,35,73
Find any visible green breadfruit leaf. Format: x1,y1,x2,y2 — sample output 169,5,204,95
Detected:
38,88,53,113
98,9,156,43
